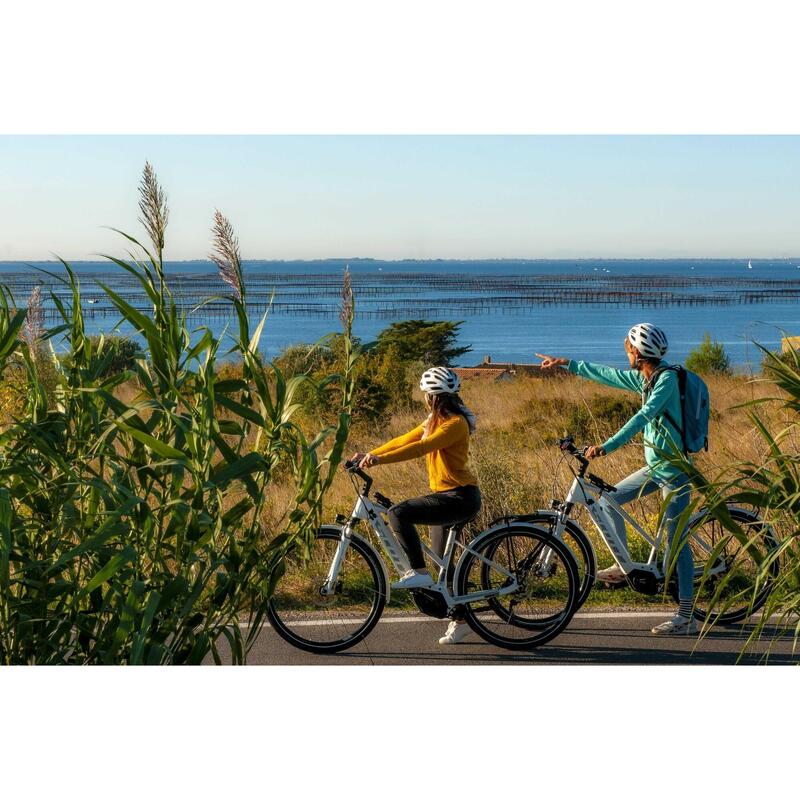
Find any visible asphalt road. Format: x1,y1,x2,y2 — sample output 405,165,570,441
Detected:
215,611,798,665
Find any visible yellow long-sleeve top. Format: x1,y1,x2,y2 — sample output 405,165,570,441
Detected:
369,414,478,493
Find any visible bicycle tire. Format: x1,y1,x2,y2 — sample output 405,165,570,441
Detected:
455,524,580,650
668,506,780,625
267,526,387,654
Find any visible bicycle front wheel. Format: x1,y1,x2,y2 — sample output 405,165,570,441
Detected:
671,506,780,625
455,525,579,650
267,526,387,654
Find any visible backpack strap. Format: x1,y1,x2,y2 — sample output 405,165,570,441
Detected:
642,364,686,453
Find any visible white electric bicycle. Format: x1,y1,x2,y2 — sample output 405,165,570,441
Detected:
496,436,780,625
267,461,581,653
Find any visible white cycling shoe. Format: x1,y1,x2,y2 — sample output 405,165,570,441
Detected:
651,614,698,635
439,620,470,645
391,570,435,590
596,564,627,585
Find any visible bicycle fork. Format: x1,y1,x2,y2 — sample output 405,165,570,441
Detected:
320,533,351,597
533,515,568,576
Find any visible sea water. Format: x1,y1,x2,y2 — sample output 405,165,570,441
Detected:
1,258,798,369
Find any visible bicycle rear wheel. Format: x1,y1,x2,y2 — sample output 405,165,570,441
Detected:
516,513,596,611
455,525,579,650
670,506,780,625
267,526,387,654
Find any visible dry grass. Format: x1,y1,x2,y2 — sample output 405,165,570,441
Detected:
308,372,785,603
1,363,786,588
1,360,786,612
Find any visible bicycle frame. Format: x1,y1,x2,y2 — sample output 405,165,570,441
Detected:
323,487,520,608
552,474,723,580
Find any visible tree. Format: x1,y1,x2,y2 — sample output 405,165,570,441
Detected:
375,319,471,365
273,319,471,425
685,333,731,376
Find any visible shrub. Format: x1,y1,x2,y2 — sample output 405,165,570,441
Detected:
686,333,731,375
761,345,799,377
273,336,391,427
371,342,414,409
672,342,798,659
273,325,448,427
87,334,141,377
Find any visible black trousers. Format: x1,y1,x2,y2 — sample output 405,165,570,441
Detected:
387,484,482,570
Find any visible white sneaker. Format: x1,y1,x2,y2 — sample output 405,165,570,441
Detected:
391,570,435,590
650,614,698,636
596,564,626,584
438,621,470,645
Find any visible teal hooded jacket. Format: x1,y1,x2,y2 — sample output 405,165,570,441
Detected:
566,359,686,482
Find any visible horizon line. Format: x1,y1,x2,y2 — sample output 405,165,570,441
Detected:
1,256,798,265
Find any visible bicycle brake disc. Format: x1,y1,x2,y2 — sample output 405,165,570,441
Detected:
311,578,340,608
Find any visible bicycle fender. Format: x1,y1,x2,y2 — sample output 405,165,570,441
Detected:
687,504,762,530
487,510,592,542
512,509,580,530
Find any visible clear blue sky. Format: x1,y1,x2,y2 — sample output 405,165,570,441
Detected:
1,135,798,260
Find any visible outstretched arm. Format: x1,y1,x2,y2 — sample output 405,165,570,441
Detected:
566,360,642,393
602,370,677,453
536,352,641,393
371,417,467,465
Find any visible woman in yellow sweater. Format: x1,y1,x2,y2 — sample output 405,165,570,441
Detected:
353,367,481,645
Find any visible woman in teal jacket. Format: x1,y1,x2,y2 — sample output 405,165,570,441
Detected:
537,323,695,636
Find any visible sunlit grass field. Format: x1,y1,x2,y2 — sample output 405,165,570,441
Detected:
1,360,783,612
261,370,787,610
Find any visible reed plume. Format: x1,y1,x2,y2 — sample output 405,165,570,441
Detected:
23,285,44,354
138,161,169,256
210,209,245,303
339,266,353,328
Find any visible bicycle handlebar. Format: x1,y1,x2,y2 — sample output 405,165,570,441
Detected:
558,436,589,467
344,459,373,495
556,435,617,493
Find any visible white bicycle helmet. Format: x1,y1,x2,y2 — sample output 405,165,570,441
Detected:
627,323,668,359
419,366,461,395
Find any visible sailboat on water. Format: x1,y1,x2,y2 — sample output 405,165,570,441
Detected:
747,259,753,269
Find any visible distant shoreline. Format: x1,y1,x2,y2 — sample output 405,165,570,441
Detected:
2,257,799,266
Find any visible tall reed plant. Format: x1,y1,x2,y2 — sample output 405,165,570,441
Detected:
0,164,356,664
663,345,798,658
